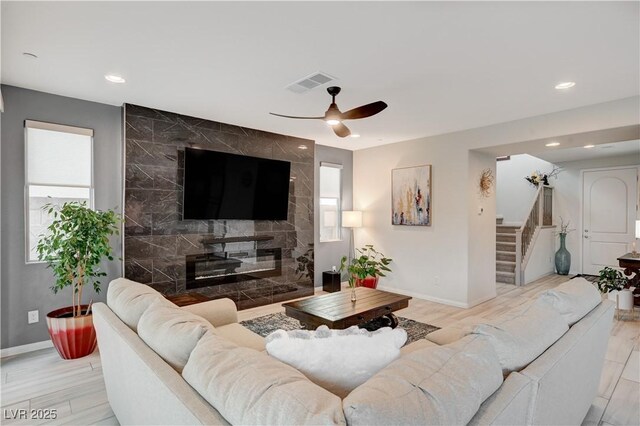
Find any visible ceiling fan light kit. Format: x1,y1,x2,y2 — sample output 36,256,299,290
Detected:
270,86,388,138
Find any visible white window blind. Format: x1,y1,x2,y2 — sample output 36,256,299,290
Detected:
319,162,342,242
25,120,94,263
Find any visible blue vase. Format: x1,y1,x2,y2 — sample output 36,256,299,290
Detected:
555,233,571,275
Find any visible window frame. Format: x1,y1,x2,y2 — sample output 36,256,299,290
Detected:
319,161,343,243
24,120,95,264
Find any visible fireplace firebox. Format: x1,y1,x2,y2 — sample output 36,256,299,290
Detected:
185,248,282,289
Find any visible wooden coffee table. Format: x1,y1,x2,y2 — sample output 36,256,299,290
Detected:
282,287,412,330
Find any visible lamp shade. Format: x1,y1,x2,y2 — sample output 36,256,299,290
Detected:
636,220,640,239
342,210,362,228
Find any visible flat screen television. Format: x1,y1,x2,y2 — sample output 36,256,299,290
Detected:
183,148,291,220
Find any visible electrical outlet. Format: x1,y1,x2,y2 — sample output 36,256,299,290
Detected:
28,310,39,324
434,276,440,287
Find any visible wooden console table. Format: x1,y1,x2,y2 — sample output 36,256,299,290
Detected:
617,252,640,306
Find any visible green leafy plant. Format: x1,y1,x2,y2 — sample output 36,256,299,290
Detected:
36,202,121,317
339,245,392,288
596,267,628,294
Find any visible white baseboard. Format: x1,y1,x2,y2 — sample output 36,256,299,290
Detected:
466,293,497,308
0,340,53,358
377,285,495,309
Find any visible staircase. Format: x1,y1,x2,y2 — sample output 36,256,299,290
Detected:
496,185,554,286
496,225,519,284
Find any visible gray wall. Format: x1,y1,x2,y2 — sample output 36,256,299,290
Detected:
1,85,122,349
314,144,353,286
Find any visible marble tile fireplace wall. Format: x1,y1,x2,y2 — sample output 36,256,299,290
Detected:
123,104,315,309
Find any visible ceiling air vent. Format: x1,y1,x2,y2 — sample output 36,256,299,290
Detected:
286,71,336,94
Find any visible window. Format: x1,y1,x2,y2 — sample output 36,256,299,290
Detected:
319,162,342,242
25,120,94,263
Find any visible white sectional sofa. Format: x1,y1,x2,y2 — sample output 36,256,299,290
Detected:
93,278,614,425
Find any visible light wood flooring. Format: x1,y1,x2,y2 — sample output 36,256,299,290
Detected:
1,274,638,425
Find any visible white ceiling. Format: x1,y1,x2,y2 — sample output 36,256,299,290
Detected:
2,2,639,150
534,139,640,164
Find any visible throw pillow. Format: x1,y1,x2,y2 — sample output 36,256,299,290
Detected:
106,278,174,331
265,325,407,398
538,277,602,326
472,299,568,374
183,333,346,426
137,303,215,372
343,335,504,425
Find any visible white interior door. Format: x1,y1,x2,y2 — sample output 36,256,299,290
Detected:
582,167,638,275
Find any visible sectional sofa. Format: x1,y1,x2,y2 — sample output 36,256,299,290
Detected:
93,278,613,425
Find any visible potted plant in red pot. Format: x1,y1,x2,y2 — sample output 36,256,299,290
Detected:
340,245,392,290
37,202,121,359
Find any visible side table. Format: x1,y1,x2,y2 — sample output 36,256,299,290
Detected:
322,271,341,293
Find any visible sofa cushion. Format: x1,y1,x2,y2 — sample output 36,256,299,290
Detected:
214,323,265,351
400,338,439,354
426,315,495,345
265,325,407,398
181,298,238,327
343,335,503,425
183,333,346,426
138,303,215,372
472,299,569,374
106,278,174,332
539,277,602,326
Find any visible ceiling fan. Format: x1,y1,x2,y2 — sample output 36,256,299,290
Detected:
270,86,388,138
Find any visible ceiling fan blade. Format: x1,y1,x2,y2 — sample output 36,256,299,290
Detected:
340,101,388,120
332,122,351,138
269,112,324,120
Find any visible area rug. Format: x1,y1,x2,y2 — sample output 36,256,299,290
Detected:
240,313,440,345
571,274,599,284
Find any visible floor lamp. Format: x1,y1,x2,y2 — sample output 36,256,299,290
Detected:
342,211,362,265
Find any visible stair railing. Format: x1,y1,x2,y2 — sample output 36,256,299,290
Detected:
514,185,553,285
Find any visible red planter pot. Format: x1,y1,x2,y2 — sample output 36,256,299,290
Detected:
46,305,97,360
355,276,379,289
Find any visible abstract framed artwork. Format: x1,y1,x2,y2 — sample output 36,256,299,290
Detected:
391,165,431,226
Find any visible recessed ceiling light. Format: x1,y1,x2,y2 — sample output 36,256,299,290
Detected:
555,81,575,90
545,142,561,147
22,52,38,59
583,145,595,149
105,74,126,83
297,145,308,150
350,134,361,138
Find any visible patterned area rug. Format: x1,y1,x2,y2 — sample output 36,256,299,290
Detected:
571,274,599,283
240,313,440,345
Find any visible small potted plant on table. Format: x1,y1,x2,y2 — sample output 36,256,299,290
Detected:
340,245,392,301
37,202,121,359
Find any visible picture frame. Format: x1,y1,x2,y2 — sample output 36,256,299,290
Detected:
391,165,432,226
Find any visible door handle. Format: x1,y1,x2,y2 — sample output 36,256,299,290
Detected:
584,229,589,232
584,235,589,239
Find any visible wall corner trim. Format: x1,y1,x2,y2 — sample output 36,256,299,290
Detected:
1,339,54,358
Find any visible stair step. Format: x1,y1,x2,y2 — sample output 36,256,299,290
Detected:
496,241,516,252
496,225,520,234
496,260,516,273
497,250,516,262
496,271,516,284
496,233,516,242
